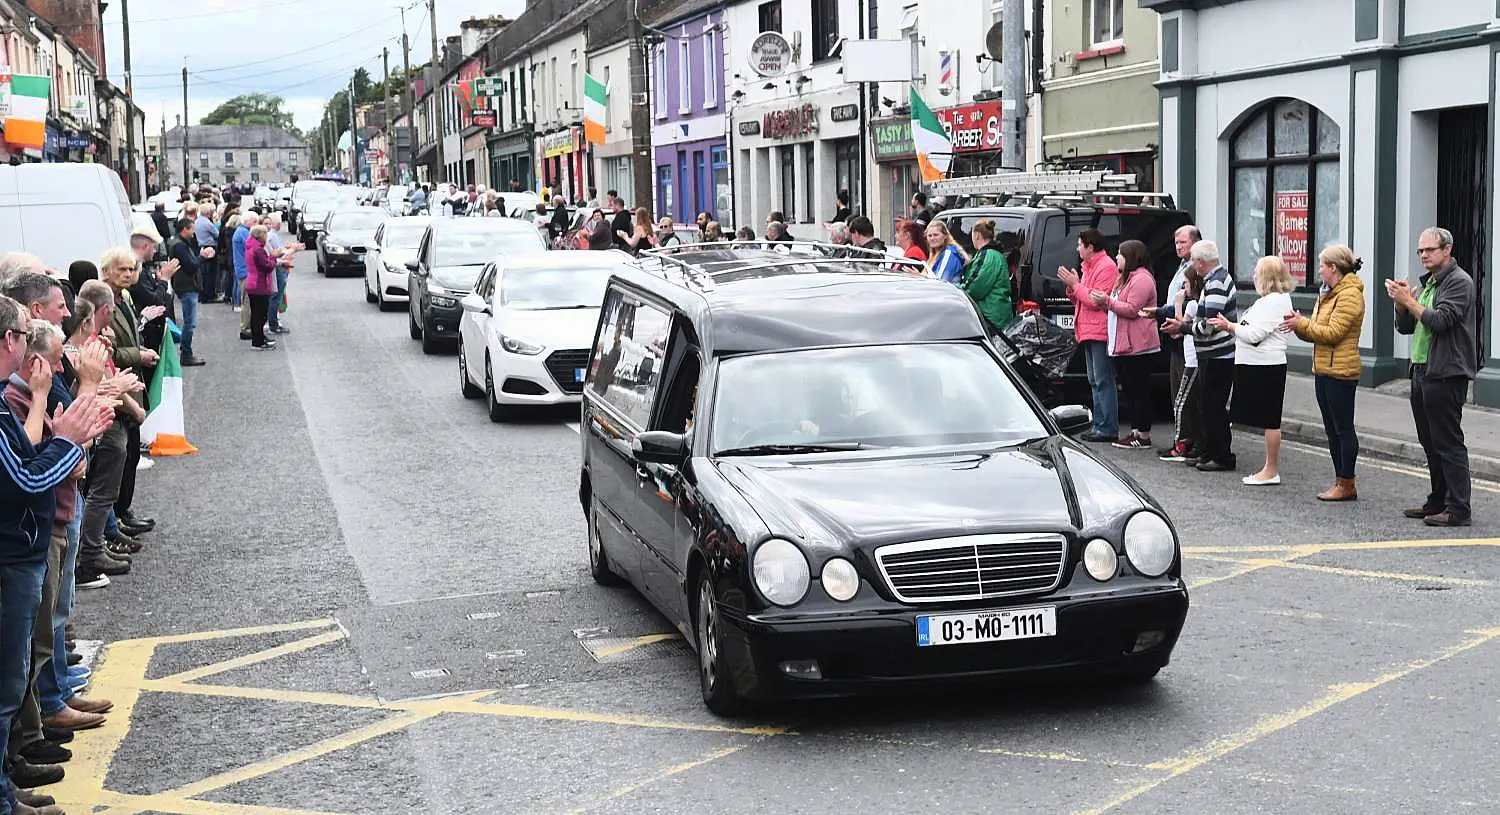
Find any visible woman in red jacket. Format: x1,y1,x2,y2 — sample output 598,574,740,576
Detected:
243,226,277,350
1096,240,1162,449
1056,228,1120,442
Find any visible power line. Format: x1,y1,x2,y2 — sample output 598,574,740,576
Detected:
131,8,415,78
104,0,305,25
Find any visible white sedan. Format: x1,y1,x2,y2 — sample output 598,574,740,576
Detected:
457,251,629,421
364,215,431,309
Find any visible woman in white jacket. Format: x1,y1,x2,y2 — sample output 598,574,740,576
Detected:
1209,255,1295,486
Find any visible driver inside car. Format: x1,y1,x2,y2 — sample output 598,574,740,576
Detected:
795,379,855,439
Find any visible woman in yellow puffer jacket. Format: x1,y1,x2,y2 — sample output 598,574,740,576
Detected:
1281,244,1365,501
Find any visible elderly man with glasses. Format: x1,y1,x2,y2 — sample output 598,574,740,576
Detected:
0,295,113,815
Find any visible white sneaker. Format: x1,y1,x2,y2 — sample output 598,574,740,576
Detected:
137,457,155,471
233,306,242,313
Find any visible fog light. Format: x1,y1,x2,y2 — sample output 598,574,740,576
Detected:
779,660,822,679
1131,631,1166,653
1083,539,1117,581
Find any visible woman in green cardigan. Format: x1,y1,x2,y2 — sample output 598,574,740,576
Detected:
962,219,1014,333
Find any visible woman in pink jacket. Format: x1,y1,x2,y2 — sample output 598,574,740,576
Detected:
1094,240,1162,449
1056,227,1120,442
243,225,278,350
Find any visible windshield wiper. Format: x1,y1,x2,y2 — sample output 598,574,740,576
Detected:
716,442,868,456
534,304,594,310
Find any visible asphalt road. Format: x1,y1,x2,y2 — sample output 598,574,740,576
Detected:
48,247,1500,815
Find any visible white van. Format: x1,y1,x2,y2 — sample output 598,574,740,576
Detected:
0,164,133,272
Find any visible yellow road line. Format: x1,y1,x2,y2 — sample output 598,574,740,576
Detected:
1188,553,1494,587
50,638,154,807
89,789,346,815
1186,546,1316,589
560,743,748,815
1072,626,1500,815
443,697,790,736
1183,538,1500,555
591,633,682,660
140,680,392,710
115,618,338,648
155,629,346,684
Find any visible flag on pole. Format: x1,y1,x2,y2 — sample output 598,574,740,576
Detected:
909,88,953,182
139,333,198,457
1,74,51,149
582,73,607,145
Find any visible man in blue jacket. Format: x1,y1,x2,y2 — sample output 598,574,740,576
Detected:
233,212,260,339
0,295,113,815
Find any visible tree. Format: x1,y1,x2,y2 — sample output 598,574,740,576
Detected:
200,93,298,132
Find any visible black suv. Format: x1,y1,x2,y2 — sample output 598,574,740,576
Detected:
578,242,1189,714
934,202,1193,391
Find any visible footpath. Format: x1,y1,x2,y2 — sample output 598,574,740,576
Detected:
1276,372,1500,481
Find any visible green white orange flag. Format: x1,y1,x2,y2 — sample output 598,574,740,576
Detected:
910,88,952,182
583,73,607,145
140,332,198,456
1,73,51,149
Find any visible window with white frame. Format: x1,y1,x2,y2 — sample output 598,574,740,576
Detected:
603,66,612,127
199,152,208,168
1090,0,1124,46
570,49,579,113
703,26,717,108
900,5,920,83
989,2,1003,88
655,45,667,119
678,39,691,114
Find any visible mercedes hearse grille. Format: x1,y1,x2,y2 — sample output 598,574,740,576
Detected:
874,534,1068,603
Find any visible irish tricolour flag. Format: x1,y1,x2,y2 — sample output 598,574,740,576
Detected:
139,332,199,456
583,73,607,145
1,73,51,149
910,88,953,182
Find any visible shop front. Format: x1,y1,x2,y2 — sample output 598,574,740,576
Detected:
652,118,728,227
870,116,919,238
535,125,589,204
488,128,534,194
731,88,862,234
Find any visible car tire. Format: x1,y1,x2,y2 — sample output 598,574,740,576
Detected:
364,276,378,303
485,357,513,423
587,494,624,586
408,305,422,340
316,254,325,276
695,571,748,716
459,342,483,399
420,326,442,355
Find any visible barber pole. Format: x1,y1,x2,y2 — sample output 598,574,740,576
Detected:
939,51,954,95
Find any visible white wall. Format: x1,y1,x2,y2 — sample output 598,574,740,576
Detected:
1402,0,1494,38
1189,0,1351,76
531,30,588,131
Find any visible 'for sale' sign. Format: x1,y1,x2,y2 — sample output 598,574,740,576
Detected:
1275,190,1309,287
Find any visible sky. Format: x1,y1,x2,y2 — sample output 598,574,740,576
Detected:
102,0,526,135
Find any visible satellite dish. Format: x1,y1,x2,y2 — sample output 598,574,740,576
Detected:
985,22,1005,62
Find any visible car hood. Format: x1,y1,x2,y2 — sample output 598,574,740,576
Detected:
497,307,601,348
713,441,1146,547
323,230,376,246
429,264,483,291
381,247,418,267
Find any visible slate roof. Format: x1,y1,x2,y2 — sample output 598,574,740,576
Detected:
162,125,307,150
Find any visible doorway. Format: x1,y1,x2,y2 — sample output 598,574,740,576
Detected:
1436,106,1487,366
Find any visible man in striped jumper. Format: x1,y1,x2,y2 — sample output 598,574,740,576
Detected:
1168,240,1239,471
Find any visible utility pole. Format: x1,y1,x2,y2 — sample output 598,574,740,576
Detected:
1001,0,1027,173
428,0,445,184
383,47,392,184
159,114,167,189
626,0,652,209
400,5,413,184
180,63,189,187
348,75,360,184
121,0,138,201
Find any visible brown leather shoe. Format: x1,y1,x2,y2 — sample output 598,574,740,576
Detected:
1424,511,1472,527
1403,506,1443,519
41,707,105,731
1317,477,1357,502
65,695,112,714
13,801,66,815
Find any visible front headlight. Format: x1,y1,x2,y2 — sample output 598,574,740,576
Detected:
428,281,447,295
753,538,809,606
1123,512,1176,578
325,243,349,254
500,334,543,355
429,294,458,308
384,262,405,274
1083,538,1118,581
820,557,859,601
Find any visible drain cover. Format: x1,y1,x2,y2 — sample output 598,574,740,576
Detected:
579,635,689,664
409,668,450,679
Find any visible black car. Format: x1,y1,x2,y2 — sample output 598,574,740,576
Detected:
406,217,549,354
316,207,387,277
578,242,1189,715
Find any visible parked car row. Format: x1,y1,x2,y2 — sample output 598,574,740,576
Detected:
329,222,1189,718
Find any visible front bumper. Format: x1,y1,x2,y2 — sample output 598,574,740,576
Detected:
718,582,1188,700
421,300,463,338
493,348,588,406
376,267,409,301
321,250,365,272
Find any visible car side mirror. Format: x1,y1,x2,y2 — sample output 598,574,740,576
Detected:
633,430,688,464
1048,405,1093,436
460,293,490,314
405,260,420,273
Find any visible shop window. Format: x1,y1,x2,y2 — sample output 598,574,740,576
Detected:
759,0,782,33
802,145,814,224
1090,0,1124,47
712,147,732,227
779,148,796,222
834,138,862,221
811,0,840,62
1229,98,1341,291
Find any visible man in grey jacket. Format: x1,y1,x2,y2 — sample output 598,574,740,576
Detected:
1388,226,1477,526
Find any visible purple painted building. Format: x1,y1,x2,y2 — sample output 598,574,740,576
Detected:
649,3,731,228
